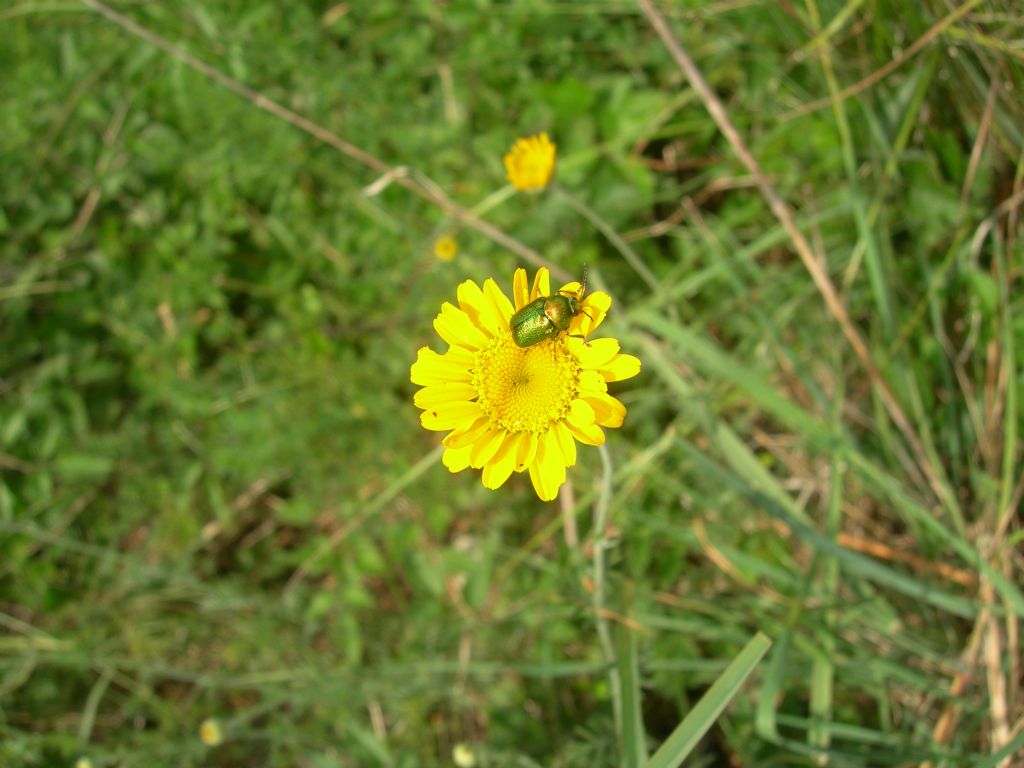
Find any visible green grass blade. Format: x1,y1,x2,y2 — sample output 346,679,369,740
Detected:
673,437,979,618
848,451,1024,615
754,627,790,740
631,312,836,448
643,632,772,768
617,624,648,768
993,231,1018,521
809,386,845,752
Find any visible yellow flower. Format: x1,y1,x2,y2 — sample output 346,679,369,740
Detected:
433,235,459,262
452,743,477,768
199,718,224,746
503,132,556,191
410,267,640,501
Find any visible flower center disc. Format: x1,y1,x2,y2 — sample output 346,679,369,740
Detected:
473,333,580,433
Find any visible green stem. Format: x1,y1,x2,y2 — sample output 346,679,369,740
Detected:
594,443,621,733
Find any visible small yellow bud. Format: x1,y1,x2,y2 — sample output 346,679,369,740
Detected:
199,717,224,746
433,236,459,262
452,742,477,768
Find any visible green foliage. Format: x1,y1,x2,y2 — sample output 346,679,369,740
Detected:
2,1,1022,767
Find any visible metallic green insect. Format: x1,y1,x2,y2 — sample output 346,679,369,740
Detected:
510,269,590,348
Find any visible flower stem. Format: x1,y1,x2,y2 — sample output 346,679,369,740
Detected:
593,442,621,733
556,185,661,295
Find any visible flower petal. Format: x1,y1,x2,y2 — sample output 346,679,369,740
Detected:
566,418,605,446
583,392,627,428
420,400,482,431
600,353,641,382
482,457,515,489
456,279,490,333
528,463,555,500
565,399,602,448
513,268,530,310
528,434,566,501
442,415,491,448
566,398,605,445
513,431,537,472
434,302,489,349
410,347,472,386
530,268,550,301
552,421,577,467
413,382,479,409
483,277,515,326
572,291,611,338
558,280,582,297
567,398,596,429
578,370,608,395
443,345,477,369
442,444,472,473
572,337,620,370
469,426,506,468
482,434,517,489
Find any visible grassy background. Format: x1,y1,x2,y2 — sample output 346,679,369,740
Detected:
2,1,1022,766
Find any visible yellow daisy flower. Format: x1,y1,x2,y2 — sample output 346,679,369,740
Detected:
198,717,224,746
452,743,477,768
410,267,640,501
503,132,557,192
433,235,458,262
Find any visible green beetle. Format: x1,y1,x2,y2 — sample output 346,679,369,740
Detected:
510,270,590,348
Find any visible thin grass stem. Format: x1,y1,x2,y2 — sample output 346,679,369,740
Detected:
555,185,661,295
594,442,621,735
